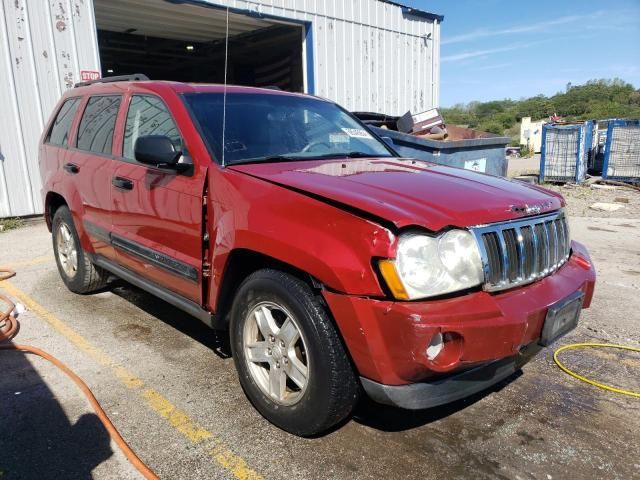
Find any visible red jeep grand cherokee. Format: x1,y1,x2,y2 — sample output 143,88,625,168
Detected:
39,76,596,436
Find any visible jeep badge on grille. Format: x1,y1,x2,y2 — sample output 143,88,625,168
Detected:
511,201,553,216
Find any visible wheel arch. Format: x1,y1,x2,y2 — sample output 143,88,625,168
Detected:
44,191,68,231
214,248,320,327
45,190,93,253
213,248,362,381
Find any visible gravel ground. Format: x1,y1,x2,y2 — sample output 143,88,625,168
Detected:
544,183,640,219
506,153,640,219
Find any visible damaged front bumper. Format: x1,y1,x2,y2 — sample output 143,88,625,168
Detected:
360,341,541,409
322,241,596,409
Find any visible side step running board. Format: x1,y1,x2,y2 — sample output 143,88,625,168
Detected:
92,255,222,330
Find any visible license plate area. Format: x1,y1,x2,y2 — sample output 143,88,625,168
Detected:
539,290,584,346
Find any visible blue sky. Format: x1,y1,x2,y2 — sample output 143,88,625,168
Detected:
401,0,640,106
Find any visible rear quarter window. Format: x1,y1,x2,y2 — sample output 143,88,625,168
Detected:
76,95,122,155
46,97,81,146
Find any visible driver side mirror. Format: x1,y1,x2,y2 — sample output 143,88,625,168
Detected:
134,135,184,171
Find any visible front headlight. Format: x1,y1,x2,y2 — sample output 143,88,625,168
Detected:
379,230,484,300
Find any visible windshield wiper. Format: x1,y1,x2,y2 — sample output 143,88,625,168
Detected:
228,155,302,166
228,151,392,166
305,151,392,160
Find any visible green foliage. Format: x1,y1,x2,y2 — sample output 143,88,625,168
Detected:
504,122,521,146
519,145,534,158
0,218,24,233
495,111,517,129
477,121,504,135
442,79,640,137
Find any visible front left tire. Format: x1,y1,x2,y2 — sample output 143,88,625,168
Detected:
229,268,360,436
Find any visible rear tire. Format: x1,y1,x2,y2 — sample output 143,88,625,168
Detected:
230,268,359,436
52,206,108,294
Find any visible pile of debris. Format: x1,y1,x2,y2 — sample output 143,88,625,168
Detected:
353,108,448,140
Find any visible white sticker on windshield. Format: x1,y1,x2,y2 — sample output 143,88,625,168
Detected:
341,128,373,139
329,133,350,144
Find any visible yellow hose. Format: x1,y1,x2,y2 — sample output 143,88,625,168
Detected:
553,343,640,397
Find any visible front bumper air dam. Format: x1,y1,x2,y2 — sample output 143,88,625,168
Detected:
360,342,541,409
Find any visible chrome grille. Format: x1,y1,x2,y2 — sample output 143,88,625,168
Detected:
471,210,571,292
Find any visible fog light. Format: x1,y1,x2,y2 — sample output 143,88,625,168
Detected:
426,332,444,360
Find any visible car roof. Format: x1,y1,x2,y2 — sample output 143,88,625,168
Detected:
67,80,317,100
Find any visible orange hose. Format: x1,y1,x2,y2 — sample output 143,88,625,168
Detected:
0,267,18,342
1,267,158,480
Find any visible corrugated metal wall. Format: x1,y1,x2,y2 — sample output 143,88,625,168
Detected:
207,0,441,115
0,0,99,217
0,0,440,217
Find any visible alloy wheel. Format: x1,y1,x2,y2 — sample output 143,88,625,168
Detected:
243,301,309,406
56,222,78,278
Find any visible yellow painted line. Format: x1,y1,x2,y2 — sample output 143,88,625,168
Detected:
5,255,52,268
210,441,264,480
0,280,264,480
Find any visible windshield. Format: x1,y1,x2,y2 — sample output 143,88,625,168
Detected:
182,92,393,165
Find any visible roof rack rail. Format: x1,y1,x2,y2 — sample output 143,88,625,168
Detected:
74,73,150,88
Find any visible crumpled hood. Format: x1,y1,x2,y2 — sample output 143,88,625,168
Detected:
229,158,564,231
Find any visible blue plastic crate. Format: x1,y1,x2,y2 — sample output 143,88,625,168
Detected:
602,119,640,182
540,121,594,183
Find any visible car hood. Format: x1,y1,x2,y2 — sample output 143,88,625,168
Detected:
228,158,564,231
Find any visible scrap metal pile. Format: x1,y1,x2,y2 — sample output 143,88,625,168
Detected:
354,108,449,140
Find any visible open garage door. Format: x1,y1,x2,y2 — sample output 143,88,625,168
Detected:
93,0,306,92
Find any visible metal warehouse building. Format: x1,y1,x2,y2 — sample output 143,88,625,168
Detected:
0,0,442,217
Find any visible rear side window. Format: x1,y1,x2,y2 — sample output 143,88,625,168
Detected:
46,97,81,146
123,95,181,160
76,95,121,155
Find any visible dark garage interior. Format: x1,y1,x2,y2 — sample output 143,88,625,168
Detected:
94,0,305,92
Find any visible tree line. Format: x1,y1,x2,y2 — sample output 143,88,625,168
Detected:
442,79,640,142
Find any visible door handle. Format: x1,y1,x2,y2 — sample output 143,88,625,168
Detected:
63,163,79,174
112,176,134,191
